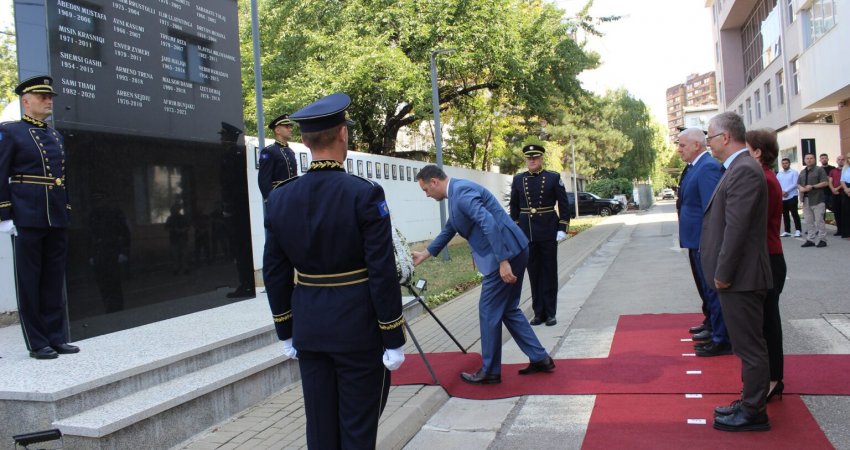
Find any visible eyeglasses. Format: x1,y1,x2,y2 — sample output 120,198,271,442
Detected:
706,132,725,142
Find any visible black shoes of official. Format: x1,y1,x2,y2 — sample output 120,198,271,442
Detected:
531,317,557,326
226,286,256,299
518,356,556,375
817,241,827,248
29,347,59,360
713,408,770,432
52,343,80,354
696,342,733,357
460,369,501,385
692,329,712,341
801,240,816,248
545,318,557,326
689,324,706,334
530,317,544,326
714,399,742,416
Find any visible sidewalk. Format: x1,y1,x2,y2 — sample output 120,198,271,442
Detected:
178,214,627,450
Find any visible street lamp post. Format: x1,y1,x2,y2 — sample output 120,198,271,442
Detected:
571,133,579,218
430,48,456,261
250,0,265,150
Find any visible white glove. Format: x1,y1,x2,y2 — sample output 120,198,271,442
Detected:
0,220,17,236
282,338,298,360
556,231,567,241
382,347,405,371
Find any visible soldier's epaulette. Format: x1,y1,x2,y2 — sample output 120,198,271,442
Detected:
353,175,377,186
271,176,299,191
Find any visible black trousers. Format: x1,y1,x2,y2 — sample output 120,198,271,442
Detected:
527,239,558,320
687,249,710,327
782,197,802,233
840,192,850,238
299,348,390,450
12,226,70,351
764,253,786,381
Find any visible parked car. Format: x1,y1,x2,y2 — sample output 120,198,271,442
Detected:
661,188,675,200
565,192,623,217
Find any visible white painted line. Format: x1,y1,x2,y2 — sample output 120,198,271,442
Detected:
680,338,693,342
685,394,703,399
687,419,707,425
686,370,702,375
682,353,696,357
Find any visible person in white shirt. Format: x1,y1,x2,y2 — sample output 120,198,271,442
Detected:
775,158,802,237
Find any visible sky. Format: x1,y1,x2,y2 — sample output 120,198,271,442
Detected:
1,0,714,125
555,0,716,125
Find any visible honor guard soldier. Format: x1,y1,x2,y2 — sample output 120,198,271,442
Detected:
257,113,298,201
509,144,570,326
262,93,406,449
0,75,79,359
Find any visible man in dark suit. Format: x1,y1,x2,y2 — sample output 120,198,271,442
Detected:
0,76,79,360
263,93,406,449
509,144,570,326
676,128,730,356
257,113,298,201
701,112,772,431
413,165,554,385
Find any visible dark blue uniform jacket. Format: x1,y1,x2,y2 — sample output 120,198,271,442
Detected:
509,169,570,242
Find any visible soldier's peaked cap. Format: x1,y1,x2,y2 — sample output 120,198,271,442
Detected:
522,144,545,157
268,114,294,129
290,93,355,133
15,75,57,97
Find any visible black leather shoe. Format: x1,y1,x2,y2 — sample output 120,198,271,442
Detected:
518,356,556,375
817,240,827,248
713,409,770,432
688,324,706,334
801,240,816,248
51,343,80,354
530,317,544,326
226,287,256,299
696,342,732,357
692,330,711,341
460,369,501,385
714,399,741,416
545,318,557,326
29,347,59,360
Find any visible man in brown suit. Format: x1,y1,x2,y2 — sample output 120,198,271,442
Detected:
700,112,773,432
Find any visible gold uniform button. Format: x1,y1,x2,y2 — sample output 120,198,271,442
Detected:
530,208,537,214
55,178,63,186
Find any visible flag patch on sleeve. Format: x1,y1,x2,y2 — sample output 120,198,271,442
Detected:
377,201,390,217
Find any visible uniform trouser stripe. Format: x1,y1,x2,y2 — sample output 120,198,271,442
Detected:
13,227,69,351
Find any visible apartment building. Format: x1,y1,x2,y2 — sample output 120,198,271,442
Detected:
666,72,718,141
707,0,848,168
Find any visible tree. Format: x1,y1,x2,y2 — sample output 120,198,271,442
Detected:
0,5,18,107
241,0,599,156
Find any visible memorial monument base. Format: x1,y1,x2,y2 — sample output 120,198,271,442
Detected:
0,297,297,450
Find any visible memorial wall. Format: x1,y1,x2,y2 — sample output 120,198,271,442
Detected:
14,0,252,339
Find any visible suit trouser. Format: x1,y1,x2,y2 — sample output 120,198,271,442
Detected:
781,197,801,233
841,193,850,238
479,247,549,374
802,198,826,243
299,348,389,450
528,239,558,320
687,249,710,328
764,253,787,381
689,250,728,344
12,226,70,351
718,289,769,417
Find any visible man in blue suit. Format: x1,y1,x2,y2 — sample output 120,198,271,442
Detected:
676,128,730,356
412,165,554,384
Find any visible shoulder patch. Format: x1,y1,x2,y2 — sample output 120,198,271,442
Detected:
259,152,270,160
377,200,390,217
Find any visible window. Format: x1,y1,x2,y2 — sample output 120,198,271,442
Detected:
738,104,744,117
781,146,798,163
741,0,782,85
754,90,762,120
746,98,753,125
787,0,795,24
809,0,837,43
791,59,800,95
764,81,772,113
776,70,785,105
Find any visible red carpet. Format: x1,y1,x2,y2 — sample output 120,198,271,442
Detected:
392,313,850,398
582,394,834,449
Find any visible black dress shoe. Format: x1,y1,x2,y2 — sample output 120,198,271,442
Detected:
518,356,556,375
460,369,501,385
713,409,770,432
29,347,59,360
545,318,557,326
51,343,80,354
801,240,816,248
817,240,827,248
692,330,711,341
688,324,706,334
530,317,544,326
714,399,741,416
226,287,256,299
696,342,733,357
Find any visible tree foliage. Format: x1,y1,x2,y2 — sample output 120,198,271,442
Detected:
586,178,632,199
0,4,18,107
240,0,600,155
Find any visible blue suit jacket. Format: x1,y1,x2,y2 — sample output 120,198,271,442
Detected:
428,178,528,275
679,152,722,249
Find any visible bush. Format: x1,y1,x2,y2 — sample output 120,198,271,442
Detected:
586,178,633,199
